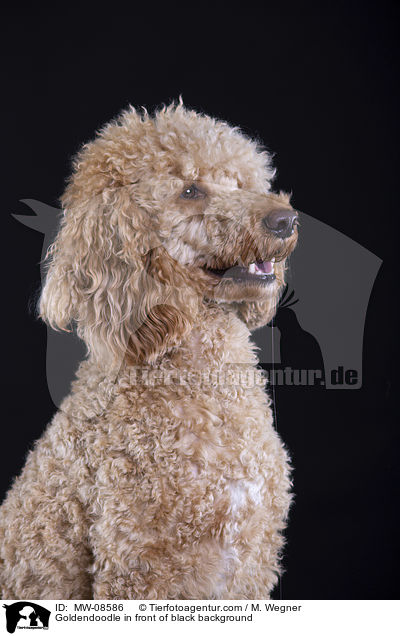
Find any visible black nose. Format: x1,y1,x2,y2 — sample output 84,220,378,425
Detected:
262,208,298,239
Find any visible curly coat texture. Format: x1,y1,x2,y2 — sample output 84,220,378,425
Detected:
0,103,298,599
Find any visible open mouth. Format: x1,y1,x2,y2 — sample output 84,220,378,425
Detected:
205,259,276,283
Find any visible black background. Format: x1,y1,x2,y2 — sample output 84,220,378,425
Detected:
1,2,398,599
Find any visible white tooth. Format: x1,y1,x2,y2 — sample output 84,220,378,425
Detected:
248,263,256,274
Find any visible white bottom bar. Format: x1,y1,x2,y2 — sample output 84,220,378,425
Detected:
1,600,398,635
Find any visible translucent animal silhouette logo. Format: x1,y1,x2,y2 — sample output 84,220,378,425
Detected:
14,198,382,402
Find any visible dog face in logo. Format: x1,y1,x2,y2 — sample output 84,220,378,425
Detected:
3,602,50,633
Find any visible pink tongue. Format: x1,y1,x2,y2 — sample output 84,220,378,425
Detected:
256,260,273,274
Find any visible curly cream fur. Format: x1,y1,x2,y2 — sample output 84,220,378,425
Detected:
0,103,298,599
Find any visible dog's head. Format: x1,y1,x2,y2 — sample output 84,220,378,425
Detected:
40,103,298,363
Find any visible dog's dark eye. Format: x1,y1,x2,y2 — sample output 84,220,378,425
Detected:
180,184,204,200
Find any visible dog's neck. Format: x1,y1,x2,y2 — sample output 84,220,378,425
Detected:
84,303,263,378
66,305,263,421
166,303,260,370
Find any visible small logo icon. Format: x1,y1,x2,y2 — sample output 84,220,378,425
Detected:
2,602,50,633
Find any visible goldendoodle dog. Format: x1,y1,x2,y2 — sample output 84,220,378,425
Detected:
0,103,298,599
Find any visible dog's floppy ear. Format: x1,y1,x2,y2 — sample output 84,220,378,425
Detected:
39,187,202,364
126,245,204,363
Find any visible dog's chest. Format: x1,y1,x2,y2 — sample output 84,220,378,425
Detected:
90,310,281,562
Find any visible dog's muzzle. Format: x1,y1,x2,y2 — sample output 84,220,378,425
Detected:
203,202,298,286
